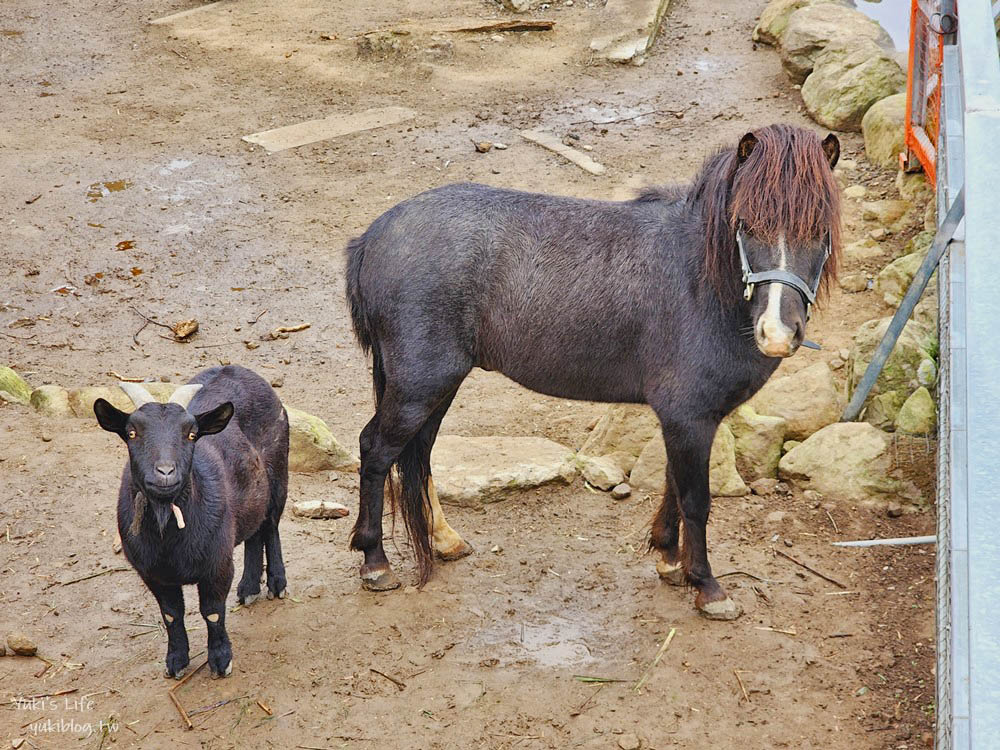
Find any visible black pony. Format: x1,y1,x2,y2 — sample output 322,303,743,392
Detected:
345,124,841,619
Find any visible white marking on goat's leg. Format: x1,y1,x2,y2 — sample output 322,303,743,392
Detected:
163,613,174,623
206,613,219,623
758,234,796,354
427,477,473,561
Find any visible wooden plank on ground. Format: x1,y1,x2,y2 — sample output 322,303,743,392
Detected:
242,107,417,153
150,2,224,26
519,129,606,175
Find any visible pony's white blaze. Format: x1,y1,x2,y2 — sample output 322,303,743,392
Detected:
757,234,796,356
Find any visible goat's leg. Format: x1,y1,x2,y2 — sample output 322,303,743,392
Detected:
263,519,287,599
236,530,265,605
198,563,234,678
654,413,741,621
649,475,685,585
147,582,189,678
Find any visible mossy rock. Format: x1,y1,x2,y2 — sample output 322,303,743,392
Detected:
895,386,936,435
285,406,360,473
0,366,32,405
30,385,72,417
848,317,937,404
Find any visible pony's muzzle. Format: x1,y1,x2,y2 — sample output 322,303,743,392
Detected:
755,314,801,358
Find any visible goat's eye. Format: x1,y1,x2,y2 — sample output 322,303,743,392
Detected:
127,429,137,439
187,431,196,441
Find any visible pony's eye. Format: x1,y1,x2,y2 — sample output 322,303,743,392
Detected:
127,429,137,439
187,431,197,441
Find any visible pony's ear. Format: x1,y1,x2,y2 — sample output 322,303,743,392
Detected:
821,133,840,169
736,132,758,165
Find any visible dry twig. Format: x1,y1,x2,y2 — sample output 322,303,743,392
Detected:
633,627,677,692
168,660,208,730
734,669,751,703
774,548,847,589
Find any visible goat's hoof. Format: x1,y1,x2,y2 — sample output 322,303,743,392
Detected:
266,587,287,600
360,568,401,592
435,540,474,562
210,660,233,679
656,560,687,586
164,664,189,680
237,590,263,606
696,595,742,621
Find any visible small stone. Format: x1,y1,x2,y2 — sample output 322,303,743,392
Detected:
839,348,851,360
610,483,632,500
270,375,285,388
783,538,794,547
886,502,903,518
40,433,52,443
290,500,350,519
490,544,503,554
13,739,25,750
474,141,493,153
580,454,626,490
565,0,573,5
829,357,844,370
839,273,869,294
869,227,887,241
803,489,823,503
618,734,641,750
844,184,867,199
6,632,37,656
782,440,801,453
750,477,778,495
765,510,786,523
774,481,792,496
493,142,508,150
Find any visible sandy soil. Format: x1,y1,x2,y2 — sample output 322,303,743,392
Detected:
2,0,935,748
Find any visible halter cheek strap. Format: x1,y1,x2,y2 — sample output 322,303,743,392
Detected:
736,227,830,319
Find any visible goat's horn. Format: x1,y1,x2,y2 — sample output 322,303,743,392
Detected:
168,384,203,409
119,382,156,408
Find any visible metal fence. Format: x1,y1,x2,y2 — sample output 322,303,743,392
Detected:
936,2,1000,747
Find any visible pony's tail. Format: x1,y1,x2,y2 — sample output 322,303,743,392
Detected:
345,233,433,584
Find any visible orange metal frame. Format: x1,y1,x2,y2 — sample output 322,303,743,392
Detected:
902,0,944,184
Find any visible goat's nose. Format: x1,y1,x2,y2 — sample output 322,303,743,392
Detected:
155,464,176,479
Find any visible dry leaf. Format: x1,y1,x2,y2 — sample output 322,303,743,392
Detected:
171,319,199,340
116,240,135,251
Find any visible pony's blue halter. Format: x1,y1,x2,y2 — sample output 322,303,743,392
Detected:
735,226,830,320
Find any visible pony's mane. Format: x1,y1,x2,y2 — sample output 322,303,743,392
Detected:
689,124,842,301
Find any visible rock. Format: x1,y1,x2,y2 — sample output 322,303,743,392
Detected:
829,357,844,370
863,390,906,430
285,406,360,473
843,184,867,199
801,39,905,132
877,251,926,307
501,0,541,10
844,238,882,265
869,227,888,242
886,502,903,518
783,440,802,453
6,632,37,656
904,229,934,257
611,483,632,500
604,450,638,475
68,386,134,417
291,499,350,519
618,734,641,750
629,426,748,496
589,0,672,62
0,642,5,656
0,366,31,405
29,385,72,417
579,454,626,491
778,422,903,503
862,198,912,227
848,317,937,401
861,93,906,168
140,382,180,402
839,272,869,293
432,435,577,506
752,0,841,46
750,477,779,495
765,510,787,523
803,489,823,503
896,169,934,203
750,362,842,440
580,405,660,460
913,290,938,330
779,4,893,84
895,386,936,435
726,404,787,481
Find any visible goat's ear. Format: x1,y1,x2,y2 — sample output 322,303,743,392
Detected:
194,402,234,437
736,132,758,165
821,133,840,169
94,398,129,438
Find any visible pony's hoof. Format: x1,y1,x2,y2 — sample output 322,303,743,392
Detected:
696,596,742,621
361,568,401,592
656,560,687,586
436,540,474,562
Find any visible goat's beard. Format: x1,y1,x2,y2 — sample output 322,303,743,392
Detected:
130,491,180,536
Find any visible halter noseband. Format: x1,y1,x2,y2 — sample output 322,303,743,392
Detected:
736,225,830,320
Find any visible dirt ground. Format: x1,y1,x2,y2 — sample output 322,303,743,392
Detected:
1,0,936,748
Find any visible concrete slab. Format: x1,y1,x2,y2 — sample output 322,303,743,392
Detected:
243,106,416,153
519,129,606,175
589,0,672,63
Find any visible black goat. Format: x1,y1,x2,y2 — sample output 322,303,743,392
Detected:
94,365,289,678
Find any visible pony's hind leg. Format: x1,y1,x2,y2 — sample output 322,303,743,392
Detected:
428,477,472,560
650,476,685,586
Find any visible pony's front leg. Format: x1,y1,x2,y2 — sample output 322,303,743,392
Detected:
650,476,685,586
659,417,742,621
